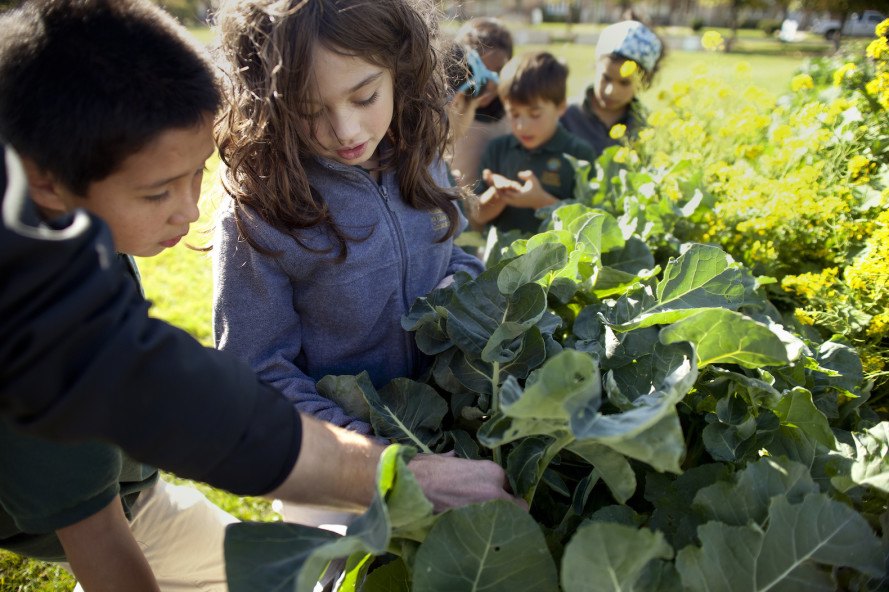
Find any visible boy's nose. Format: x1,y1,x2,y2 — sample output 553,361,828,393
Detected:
170,189,200,225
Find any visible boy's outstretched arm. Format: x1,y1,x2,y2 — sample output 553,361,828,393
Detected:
56,496,160,592
1,144,523,511
272,414,524,512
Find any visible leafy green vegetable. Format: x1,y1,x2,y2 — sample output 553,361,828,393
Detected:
226,195,886,591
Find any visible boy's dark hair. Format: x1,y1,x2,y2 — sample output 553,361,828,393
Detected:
455,17,513,60
0,0,220,196
497,51,568,106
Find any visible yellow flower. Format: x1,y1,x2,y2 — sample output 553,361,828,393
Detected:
609,124,627,140
868,312,889,338
876,18,889,37
619,60,638,78
648,108,677,127
790,73,814,92
771,124,793,144
637,128,655,143
848,155,874,183
794,309,816,326
701,31,724,51
833,63,857,86
867,37,888,60
735,61,752,76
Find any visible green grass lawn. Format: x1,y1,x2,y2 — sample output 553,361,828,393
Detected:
0,27,816,592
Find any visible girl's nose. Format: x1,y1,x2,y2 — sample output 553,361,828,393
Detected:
330,110,360,145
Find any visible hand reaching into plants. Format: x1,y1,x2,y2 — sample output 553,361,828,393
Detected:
407,452,528,512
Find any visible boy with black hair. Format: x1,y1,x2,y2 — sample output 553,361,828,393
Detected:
470,51,596,234
0,1,233,589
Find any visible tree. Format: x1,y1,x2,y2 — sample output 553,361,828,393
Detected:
702,0,768,50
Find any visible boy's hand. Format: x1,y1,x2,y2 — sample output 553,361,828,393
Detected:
481,168,522,197
502,170,558,210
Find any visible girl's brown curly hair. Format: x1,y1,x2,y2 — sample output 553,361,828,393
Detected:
214,0,458,260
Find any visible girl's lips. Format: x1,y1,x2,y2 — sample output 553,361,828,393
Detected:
336,141,368,161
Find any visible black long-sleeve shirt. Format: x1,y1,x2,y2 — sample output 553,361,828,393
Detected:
0,143,301,496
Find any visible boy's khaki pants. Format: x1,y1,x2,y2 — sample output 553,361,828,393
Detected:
70,478,236,592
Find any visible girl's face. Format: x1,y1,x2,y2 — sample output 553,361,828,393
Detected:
308,45,395,168
591,56,637,116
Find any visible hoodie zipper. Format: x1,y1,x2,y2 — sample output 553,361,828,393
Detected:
351,167,418,376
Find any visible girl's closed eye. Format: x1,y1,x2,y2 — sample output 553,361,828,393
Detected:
356,91,379,107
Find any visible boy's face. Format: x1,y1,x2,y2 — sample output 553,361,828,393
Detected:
591,56,637,116
504,98,567,151
308,45,395,169
41,117,214,257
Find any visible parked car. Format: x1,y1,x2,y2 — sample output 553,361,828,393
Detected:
811,10,886,39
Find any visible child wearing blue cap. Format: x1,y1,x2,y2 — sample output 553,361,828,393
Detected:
561,19,665,155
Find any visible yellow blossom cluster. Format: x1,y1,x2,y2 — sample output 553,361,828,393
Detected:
791,74,814,92
848,154,877,184
626,37,888,381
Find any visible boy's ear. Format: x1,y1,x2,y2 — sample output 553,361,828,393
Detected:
19,157,71,215
556,100,568,118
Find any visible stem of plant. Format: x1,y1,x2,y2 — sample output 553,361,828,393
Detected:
491,361,501,466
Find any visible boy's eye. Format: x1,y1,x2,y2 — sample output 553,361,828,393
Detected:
144,191,170,202
357,91,379,107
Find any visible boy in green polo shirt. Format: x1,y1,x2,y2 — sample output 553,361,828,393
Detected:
470,51,596,233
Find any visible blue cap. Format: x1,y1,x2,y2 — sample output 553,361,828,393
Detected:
596,20,663,73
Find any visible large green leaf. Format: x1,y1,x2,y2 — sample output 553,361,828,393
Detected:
225,446,431,592
412,500,559,592
568,344,696,473
402,283,455,355
497,242,567,295
506,436,554,498
830,421,889,494
361,558,410,592
773,388,836,450
225,524,340,592
561,522,673,592
481,283,548,363
692,457,819,526
660,309,795,369
501,349,601,421
317,372,373,422
566,442,637,504
364,378,448,451
570,210,625,260
676,493,884,592
611,244,756,331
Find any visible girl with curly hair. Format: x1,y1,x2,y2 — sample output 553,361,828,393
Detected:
212,0,483,439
